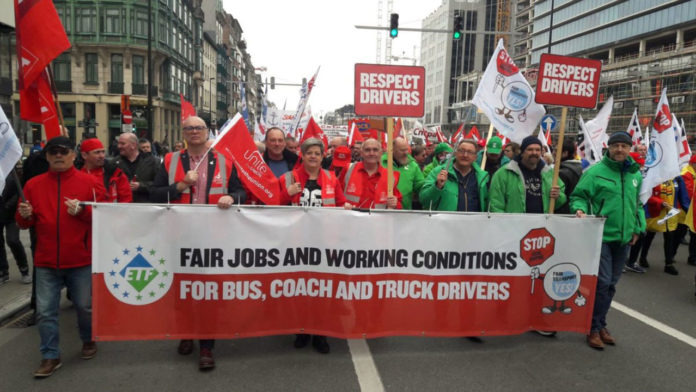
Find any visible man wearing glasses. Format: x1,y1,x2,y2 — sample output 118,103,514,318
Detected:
150,116,246,371
16,136,106,378
420,139,489,212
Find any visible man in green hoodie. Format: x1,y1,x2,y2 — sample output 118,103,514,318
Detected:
420,139,489,211
381,138,424,210
489,136,565,213
570,131,645,351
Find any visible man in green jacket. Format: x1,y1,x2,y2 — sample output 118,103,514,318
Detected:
422,143,453,178
570,131,645,350
420,139,489,212
381,138,424,210
489,136,565,213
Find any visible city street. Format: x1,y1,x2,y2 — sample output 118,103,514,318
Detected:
0,234,694,391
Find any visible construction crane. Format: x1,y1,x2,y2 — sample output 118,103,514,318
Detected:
496,0,511,47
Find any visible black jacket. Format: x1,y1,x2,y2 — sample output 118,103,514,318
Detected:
149,149,246,204
262,149,298,173
113,152,160,203
557,159,584,214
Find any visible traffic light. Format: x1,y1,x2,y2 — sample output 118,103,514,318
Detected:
389,13,399,38
453,15,464,39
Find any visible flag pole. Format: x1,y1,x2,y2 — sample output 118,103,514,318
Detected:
480,123,495,171
386,117,394,198
46,66,67,137
12,168,26,202
548,106,568,214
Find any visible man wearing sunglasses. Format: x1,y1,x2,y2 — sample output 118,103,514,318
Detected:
15,136,107,378
150,116,246,371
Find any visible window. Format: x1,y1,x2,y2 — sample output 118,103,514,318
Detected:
77,8,96,33
133,10,148,37
57,6,71,33
53,53,71,81
104,9,123,34
132,56,144,85
85,53,98,84
111,54,123,83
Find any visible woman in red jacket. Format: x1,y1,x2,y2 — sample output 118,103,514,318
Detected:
279,138,345,354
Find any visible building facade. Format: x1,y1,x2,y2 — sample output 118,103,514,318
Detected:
421,0,507,131
525,0,696,133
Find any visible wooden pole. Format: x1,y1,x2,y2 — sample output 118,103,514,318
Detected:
548,106,568,214
386,117,394,197
46,66,67,137
480,123,495,171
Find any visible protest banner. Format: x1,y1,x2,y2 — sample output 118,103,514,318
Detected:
535,54,603,213
93,205,604,340
354,64,425,118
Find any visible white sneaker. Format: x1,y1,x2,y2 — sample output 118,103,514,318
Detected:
20,274,32,284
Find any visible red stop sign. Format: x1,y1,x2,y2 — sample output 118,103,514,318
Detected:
519,228,555,267
122,110,133,125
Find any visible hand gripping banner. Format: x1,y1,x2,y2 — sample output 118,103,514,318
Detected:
92,205,603,341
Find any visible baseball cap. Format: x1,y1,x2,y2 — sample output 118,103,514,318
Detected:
487,136,503,154
332,146,352,169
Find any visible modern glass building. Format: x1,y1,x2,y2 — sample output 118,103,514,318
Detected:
527,0,696,133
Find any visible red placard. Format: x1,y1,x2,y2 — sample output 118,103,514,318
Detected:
535,54,602,109
354,64,425,117
122,110,133,124
520,228,556,267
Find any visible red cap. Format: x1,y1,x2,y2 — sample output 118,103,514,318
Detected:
81,138,104,153
689,154,696,165
332,146,352,168
477,139,486,147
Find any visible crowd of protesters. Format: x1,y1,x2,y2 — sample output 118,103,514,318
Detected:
3,119,695,377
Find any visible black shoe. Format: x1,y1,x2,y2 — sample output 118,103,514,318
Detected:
294,334,311,349
664,264,679,275
311,335,330,354
177,339,194,355
639,259,650,268
466,336,484,343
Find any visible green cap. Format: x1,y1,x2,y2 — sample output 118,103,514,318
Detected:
487,136,503,154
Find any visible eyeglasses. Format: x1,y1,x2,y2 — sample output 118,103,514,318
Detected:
455,149,476,156
46,146,71,155
183,125,207,132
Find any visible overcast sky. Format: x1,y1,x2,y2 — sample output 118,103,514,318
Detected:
225,0,443,119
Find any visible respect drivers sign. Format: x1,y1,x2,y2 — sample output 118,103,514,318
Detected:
535,54,602,109
354,63,425,117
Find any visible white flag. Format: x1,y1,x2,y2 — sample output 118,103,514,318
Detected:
0,106,23,194
674,114,691,169
585,96,613,150
289,67,320,137
640,88,680,204
538,125,550,153
626,108,642,147
472,39,546,143
578,115,602,166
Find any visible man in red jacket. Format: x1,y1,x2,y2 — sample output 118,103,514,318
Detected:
16,136,106,378
340,138,402,209
80,138,132,203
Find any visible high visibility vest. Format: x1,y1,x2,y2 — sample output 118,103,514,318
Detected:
164,151,229,204
281,168,337,207
342,162,396,209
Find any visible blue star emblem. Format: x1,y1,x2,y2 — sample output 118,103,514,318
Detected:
122,249,130,255
122,291,129,298
112,283,120,289
113,258,119,264
136,245,143,252
109,270,116,277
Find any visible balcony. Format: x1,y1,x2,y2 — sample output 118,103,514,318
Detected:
108,82,124,94
55,80,72,93
132,83,147,95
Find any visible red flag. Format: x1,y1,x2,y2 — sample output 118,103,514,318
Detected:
394,118,404,139
450,123,465,144
299,117,328,151
465,125,481,141
19,71,60,140
180,94,196,122
211,115,281,205
435,127,447,143
347,122,364,147
496,131,510,146
15,0,71,88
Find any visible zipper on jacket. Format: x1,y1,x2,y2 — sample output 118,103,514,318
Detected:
621,170,625,238
56,173,61,269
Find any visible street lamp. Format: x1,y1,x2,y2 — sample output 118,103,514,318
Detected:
209,77,215,127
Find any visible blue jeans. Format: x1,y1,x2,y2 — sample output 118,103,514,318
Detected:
591,242,629,332
36,266,92,359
